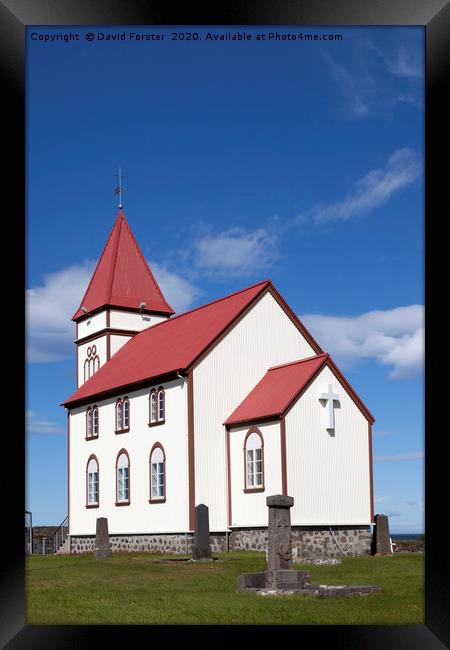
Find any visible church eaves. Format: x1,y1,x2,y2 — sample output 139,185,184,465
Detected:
72,210,174,321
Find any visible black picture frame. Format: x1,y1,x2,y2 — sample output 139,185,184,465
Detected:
5,0,449,647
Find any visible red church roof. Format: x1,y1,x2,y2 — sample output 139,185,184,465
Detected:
72,210,174,321
64,279,273,406
225,353,375,426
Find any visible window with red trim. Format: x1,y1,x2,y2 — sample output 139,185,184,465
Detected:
148,387,165,425
86,455,99,506
244,429,264,491
149,444,165,501
116,451,130,504
115,397,130,433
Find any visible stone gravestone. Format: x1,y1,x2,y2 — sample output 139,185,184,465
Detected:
237,494,381,597
266,494,294,572
93,517,112,559
373,514,392,555
192,504,212,560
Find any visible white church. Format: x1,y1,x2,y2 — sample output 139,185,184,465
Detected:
62,209,375,557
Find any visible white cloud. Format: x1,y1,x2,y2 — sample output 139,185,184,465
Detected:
194,227,277,277
311,148,421,224
324,44,423,120
26,261,95,363
26,261,200,363
375,452,423,462
26,411,64,436
323,53,369,119
302,304,424,379
374,495,391,504
150,262,201,313
385,47,423,79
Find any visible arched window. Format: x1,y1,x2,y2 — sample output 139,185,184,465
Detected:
149,390,157,424
86,407,93,438
244,428,264,492
148,387,165,426
86,455,99,507
115,398,130,433
149,444,166,502
123,398,130,429
116,450,130,505
92,406,99,436
83,346,100,383
157,388,165,421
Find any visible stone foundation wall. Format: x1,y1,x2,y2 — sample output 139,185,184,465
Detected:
68,525,370,557
229,526,371,558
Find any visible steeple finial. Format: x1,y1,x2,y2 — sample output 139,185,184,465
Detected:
114,167,126,209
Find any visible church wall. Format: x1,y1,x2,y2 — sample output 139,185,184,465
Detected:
228,421,282,527
77,310,108,339
110,334,132,357
285,364,372,526
68,377,189,536
109,309,168,332
193,290,317,532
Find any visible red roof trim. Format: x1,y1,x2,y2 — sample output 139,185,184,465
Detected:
185,280,271,371
166,279,271,328
267,284,323,355
268,353,328,371
323,356,375,424
61,370,182,409
63,280,271,408
72,216,119,321
225,353,375,427
72,211,174,321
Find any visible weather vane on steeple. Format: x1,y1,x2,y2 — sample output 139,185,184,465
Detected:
114,167,126,209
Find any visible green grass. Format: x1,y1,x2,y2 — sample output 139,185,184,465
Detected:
26,551,424,625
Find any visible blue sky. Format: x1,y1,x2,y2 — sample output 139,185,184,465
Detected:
26,26,424,531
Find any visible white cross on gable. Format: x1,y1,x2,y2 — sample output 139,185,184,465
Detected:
319,384,340,430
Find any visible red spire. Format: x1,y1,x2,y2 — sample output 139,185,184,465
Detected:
72,210,175,321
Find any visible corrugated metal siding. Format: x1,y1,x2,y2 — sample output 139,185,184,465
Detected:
286,365,371,525
69,378,189,535
77,310,107,339
110,334,132,357
194,291,316,531
229,421,282,527
109,309,168,331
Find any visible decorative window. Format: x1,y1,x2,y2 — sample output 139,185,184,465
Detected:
86,405,99,439
116,450,130,505
149,444,166,502
84,345,100,381
86,455,99,507
244,428,264,492
149,387,165,426
115,398,129,433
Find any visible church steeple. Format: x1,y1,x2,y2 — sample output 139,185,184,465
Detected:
73,210,174,321
73,210,174,388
